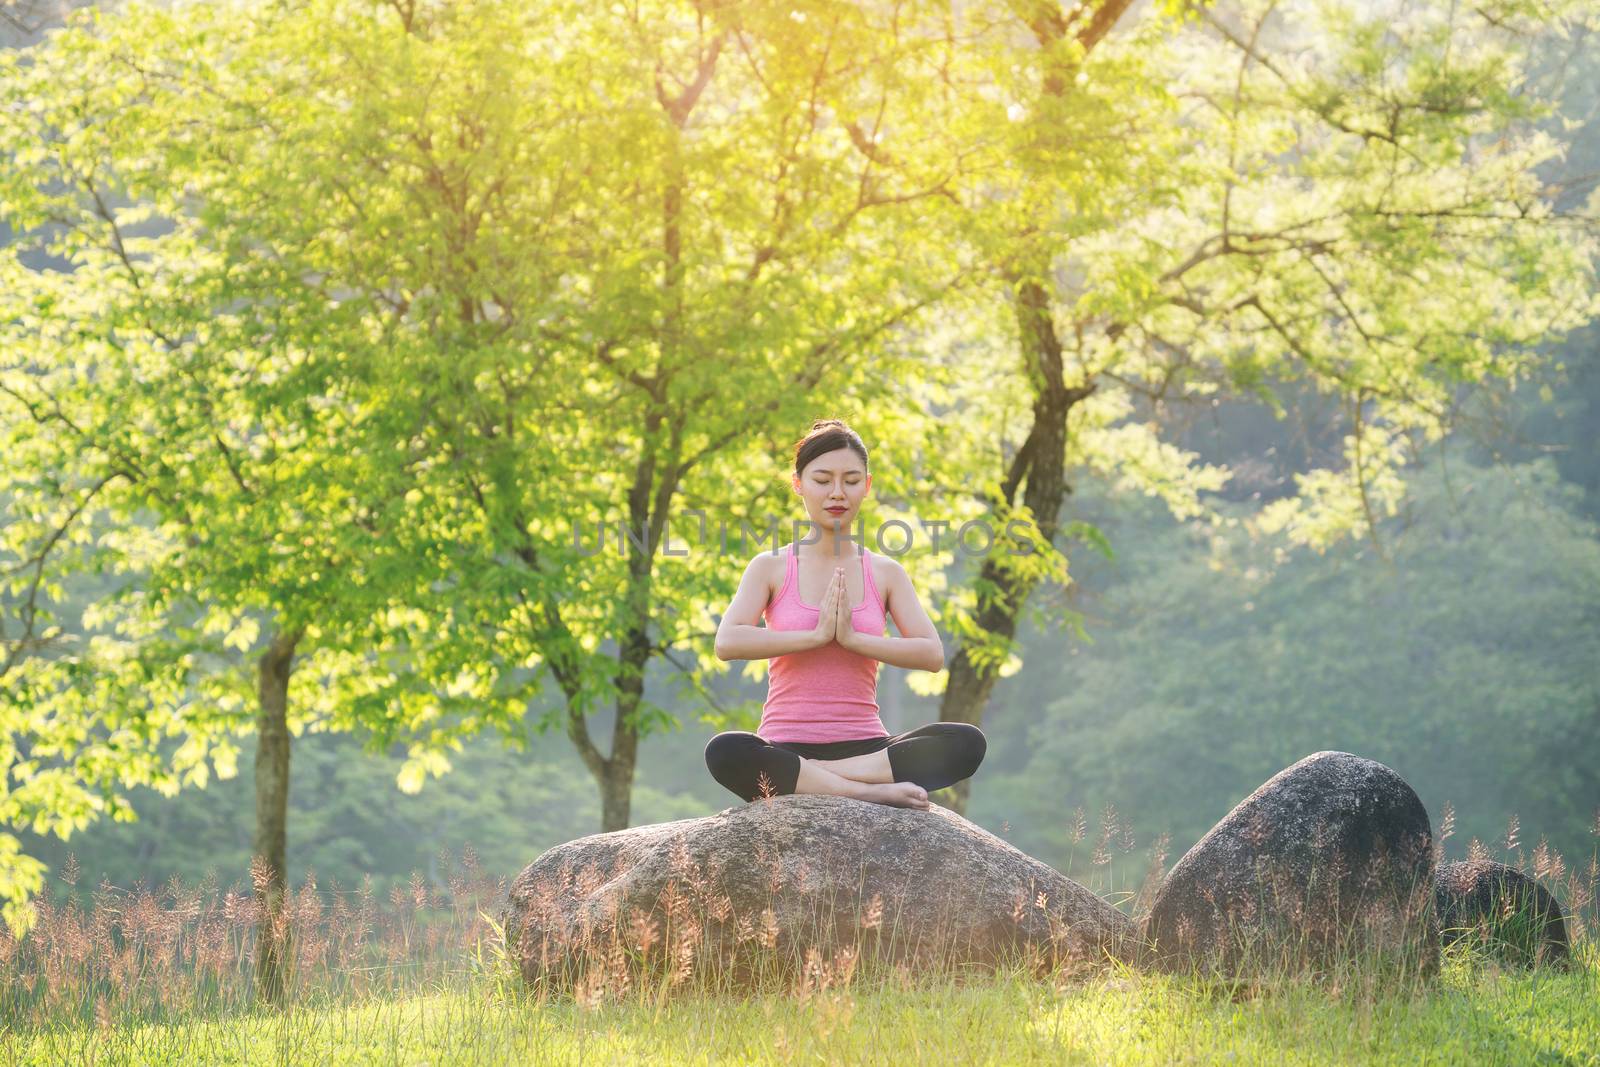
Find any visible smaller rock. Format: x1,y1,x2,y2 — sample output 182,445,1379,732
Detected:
1434,860,1570,968
1142,751,1437,976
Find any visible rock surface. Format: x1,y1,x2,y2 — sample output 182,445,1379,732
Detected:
502,794,1135,988
1142,751,1437,974
1435,860,1570,967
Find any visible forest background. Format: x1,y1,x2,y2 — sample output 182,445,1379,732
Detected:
2,0,1597,939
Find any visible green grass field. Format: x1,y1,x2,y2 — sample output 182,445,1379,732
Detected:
3,954,1595,1066
4,841,1593,1066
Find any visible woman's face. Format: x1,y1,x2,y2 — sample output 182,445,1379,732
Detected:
793,447,871,531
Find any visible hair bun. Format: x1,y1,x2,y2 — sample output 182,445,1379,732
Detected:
793,418,869,477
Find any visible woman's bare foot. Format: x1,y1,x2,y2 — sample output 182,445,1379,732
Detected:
862,781,930,810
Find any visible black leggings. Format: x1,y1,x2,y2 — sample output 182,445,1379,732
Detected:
704,722,986,802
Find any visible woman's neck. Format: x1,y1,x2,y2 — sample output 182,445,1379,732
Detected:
795,525,862,559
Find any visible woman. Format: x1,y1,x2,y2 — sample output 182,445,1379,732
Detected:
707,418,986,810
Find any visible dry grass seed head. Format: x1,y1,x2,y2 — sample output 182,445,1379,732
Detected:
860,892,883,931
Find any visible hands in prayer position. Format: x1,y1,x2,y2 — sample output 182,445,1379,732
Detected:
809,566,865,653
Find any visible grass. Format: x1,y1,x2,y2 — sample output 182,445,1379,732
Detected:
1,953,1595,1065
1,821,1595,1065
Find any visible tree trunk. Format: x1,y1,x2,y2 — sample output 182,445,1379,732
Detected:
599,734,637,832
935,2,1134,816
564,516,654,833
595,566,650,832
939,274,1094,815
560,31,716,834
253,627,299,1004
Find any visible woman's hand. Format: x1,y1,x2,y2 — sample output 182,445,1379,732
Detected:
810,567,843,648
835,566,863,652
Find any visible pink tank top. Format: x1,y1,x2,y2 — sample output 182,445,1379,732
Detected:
757,542,889,743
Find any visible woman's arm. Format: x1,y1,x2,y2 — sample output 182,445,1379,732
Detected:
714,554,822,661
837,557,945,672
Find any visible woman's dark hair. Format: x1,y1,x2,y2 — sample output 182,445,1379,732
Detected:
793,418,870,478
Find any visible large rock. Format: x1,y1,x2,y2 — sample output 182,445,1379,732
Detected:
1435,860,1570,968
502,795,1135,989
1143,751,1437,975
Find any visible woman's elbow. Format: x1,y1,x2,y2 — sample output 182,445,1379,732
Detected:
928,640,945,672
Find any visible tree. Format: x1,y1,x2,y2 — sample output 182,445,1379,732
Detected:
0,457,213,936
912,0,1600,812
978,455,1600,871
113,0,979,833
0,4,458,994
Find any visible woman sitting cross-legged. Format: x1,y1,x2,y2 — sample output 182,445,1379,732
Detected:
707,418,985,810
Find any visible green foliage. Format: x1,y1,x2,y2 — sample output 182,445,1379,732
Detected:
22,725,598,902
0,0,507,933
976,455,1600,872
3,0,1600,934
34,452,1598,919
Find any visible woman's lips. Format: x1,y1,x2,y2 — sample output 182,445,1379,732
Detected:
826,506,847,513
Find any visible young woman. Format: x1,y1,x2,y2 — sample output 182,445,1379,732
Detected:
707,419,986,810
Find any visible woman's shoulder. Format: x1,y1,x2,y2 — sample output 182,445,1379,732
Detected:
747,544,790,602
865,546,905,611
865,544,904,573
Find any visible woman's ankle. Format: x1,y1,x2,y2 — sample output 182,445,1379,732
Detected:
795,758,875,800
